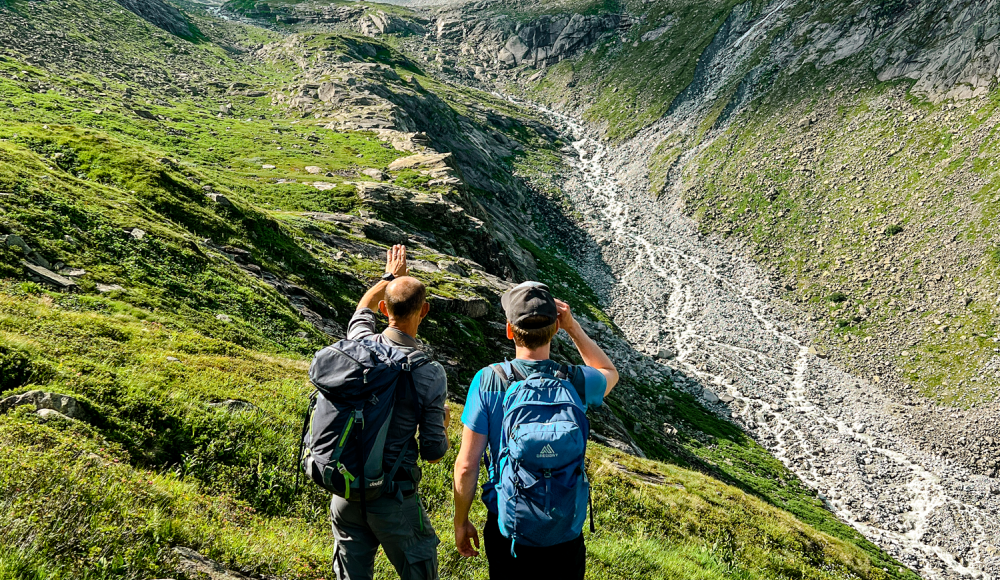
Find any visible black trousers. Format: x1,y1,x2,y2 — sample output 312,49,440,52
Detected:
483,511,586,580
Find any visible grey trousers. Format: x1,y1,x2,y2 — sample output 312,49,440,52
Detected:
330,493,440,580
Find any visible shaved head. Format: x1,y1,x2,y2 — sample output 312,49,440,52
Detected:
384,276,427,320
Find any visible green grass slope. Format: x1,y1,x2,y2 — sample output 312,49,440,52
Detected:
0,0,916,578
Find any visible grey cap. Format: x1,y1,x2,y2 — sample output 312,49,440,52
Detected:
501,281,557,329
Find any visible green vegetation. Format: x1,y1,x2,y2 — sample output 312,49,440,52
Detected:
0,0,918,578
524,0,758,141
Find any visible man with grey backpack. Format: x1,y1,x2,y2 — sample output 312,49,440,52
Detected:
300,245,449,580
452,281,619,578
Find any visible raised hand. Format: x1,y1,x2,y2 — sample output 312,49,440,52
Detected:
554,298,580,334
386,244,408,278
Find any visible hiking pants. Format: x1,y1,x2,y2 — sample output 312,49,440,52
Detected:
483,511,586,580
330,492,440,580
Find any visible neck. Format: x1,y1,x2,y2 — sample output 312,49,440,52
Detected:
389,319,419,339
515,344,551,361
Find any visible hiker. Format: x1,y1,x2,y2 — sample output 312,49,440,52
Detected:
452,281,619,579
319,244,449,580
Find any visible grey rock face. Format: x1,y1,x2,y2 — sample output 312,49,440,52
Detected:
116,0,197,38
360,11,425,37
497,14,622,68
427,294,490,319
0,390,87,421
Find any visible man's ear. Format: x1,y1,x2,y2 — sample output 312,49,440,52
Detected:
378,300,389,318
506,321,514,340
420,301,430,320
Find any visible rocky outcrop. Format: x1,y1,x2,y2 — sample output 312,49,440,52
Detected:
0,390,87,421
427,294,490,318
497,14,623,68
359,10,426,37
115,0,198,39
172,547,251,580
226,1,365,26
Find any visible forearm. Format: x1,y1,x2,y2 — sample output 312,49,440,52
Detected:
453,456,478,523
566,326,619,391
357,280,389,312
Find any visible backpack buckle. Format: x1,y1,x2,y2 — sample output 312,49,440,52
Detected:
337,462,349,475
363,368,370,384
400,363,411,371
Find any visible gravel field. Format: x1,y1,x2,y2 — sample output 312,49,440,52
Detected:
528,102,1000,580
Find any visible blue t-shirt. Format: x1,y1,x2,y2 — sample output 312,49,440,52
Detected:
461,359,607,514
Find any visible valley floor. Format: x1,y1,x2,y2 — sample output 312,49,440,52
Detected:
525,102,1000,580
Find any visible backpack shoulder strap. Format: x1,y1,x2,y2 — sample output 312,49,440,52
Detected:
489,360,527,387
561,364,587,406
404,349,431,371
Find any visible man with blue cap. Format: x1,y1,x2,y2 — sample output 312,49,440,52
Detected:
452,281,619,578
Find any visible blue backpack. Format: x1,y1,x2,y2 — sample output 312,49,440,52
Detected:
297,338,428,517
493,362,595,554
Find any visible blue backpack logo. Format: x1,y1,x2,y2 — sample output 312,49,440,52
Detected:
493,362,595,554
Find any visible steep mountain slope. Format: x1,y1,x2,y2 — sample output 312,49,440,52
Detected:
327,0,1000,577
0,0,922,579
406,0,1000,482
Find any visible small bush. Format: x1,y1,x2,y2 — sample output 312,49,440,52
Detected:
884,224,903,236
827,292,848,303
0,344,48,393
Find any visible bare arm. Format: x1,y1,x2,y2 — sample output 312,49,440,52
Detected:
356,245,408,312
453,426,488,557
555,299,619,395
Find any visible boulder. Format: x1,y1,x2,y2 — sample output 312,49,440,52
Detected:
173,547,250,580
360,219,409,245
208,399,258,413
428,295,490,319
655,347,676,360
0,390,87,421
409,260,441,273
438,260,468,277
387,152,456,173
23,262,77,290
436,17,464,41
206,193,232,207
361,168,387,181
359,10,422,37
701,388,721,404
36,408,70,422
3,234,30,253
305,166,323,174
808,345,828,359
